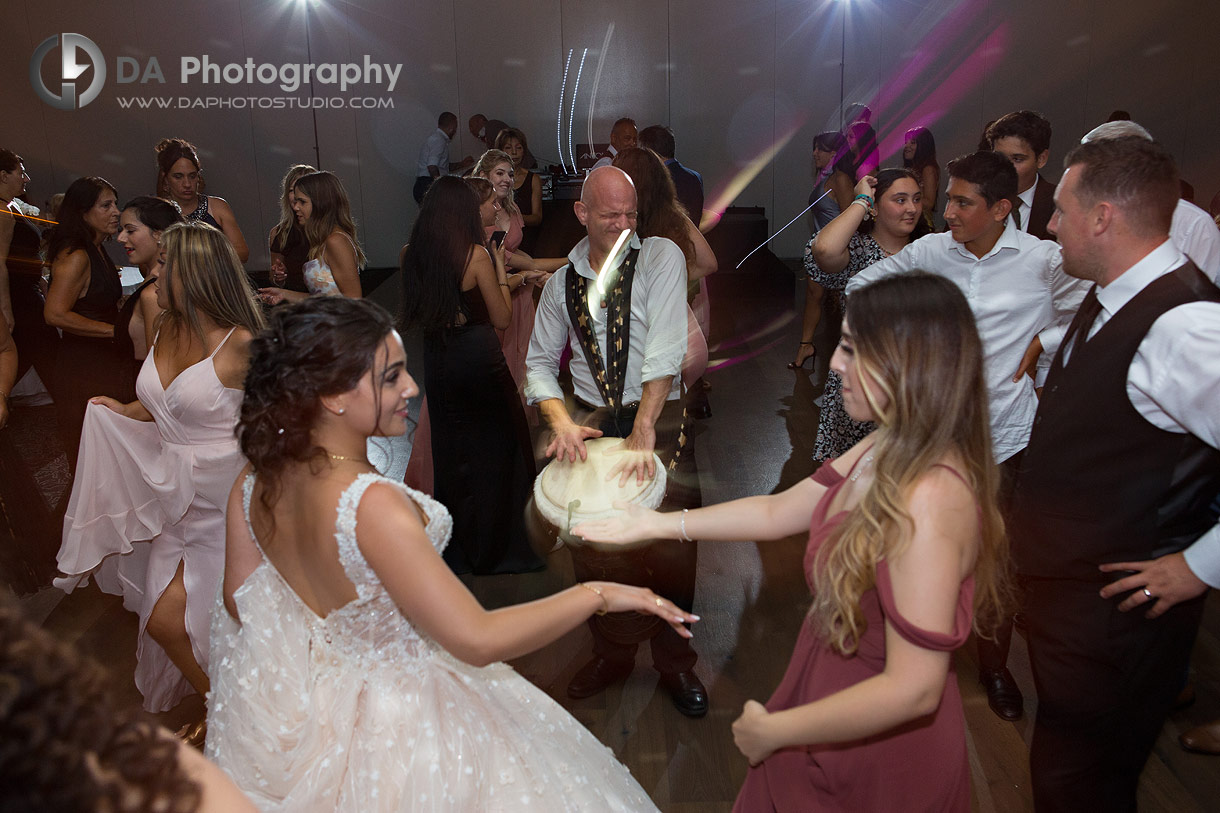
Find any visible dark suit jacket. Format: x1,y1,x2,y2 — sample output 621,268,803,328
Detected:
666,159,705,223
1027,174,1056,240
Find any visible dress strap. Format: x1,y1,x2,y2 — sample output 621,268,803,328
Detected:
240,473,267,557
208,327,238,359
333,472,387,588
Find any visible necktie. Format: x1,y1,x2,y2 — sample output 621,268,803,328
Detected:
1067,286,1104,361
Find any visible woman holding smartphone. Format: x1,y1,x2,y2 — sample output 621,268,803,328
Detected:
400,176,542,575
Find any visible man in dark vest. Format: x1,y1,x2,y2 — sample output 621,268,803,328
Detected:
524,166,707,716
1012,135,1220,811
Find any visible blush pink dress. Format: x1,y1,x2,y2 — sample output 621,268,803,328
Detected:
733,461,975,812
56,328,245,712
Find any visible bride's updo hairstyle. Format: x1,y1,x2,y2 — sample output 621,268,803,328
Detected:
809,272,1009,655
239,297,394,506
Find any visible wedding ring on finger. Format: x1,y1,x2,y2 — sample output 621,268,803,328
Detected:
1143,587,1153,599
655,598,664,607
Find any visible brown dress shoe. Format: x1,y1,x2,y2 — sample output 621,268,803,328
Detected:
567,657,633,699
1179,719,1220,755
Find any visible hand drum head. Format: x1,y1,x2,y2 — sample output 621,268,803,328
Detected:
533,437,666,545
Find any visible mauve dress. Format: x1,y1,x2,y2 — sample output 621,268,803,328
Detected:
733,461,974,812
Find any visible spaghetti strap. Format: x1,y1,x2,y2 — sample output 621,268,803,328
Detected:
208,327,238,359
930,462,970,489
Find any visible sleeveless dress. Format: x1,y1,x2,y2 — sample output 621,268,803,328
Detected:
56,242,129,467
4,204,58,390
56,328,245,712
426,289,541,574
733,461,975,812
302,234,358,296
206,472,658,812
185,196,222,230
809,233,891,462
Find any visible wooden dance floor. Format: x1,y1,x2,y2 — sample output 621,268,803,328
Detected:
20,258,1220,811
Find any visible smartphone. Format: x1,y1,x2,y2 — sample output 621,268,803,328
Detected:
490,230,506,248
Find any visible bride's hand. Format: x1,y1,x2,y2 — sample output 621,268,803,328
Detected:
571,500,666,545
587,581,699,638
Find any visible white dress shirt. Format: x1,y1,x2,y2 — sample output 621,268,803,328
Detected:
846,219,1088,462
1058,239,1220,587
1171,199,1220,283
591,145,619,171
415,128,450,179
525,233,687,407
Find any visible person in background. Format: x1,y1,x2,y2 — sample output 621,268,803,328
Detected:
154,137,248,262
986,110,1056,239
267,164,316,293
43,176,125,469
113,196,184,383
592,118,639,169
902,126,941,231
494,127,544,254
414,112,472,205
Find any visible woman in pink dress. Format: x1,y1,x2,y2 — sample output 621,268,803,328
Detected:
576,272,1009,811
56,221,265,721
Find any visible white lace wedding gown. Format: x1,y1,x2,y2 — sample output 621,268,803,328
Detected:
206,472,659,812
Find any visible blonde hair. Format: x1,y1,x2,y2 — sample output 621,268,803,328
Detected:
292,171,366,268
158,221,265,341
809,272,1009,654
270,163,316,254
472,149,517,215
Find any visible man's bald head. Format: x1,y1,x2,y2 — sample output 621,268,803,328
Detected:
576,167,638,261
581,166,636,206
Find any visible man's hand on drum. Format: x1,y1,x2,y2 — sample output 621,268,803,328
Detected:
544,417,603,462
607,423,656,486
589,580,699,638
572,502,664,545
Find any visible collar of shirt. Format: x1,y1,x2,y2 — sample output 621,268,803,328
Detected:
566,232,643,281
947,215,1024,262
1095,239,1185,318
1017,178,1037,210
437,127,451,141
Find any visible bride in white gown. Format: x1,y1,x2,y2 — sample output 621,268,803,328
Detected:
206,296,695,811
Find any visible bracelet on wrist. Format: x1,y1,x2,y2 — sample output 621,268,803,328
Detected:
679,508,693,542
579,582,609,615
853,193,875,206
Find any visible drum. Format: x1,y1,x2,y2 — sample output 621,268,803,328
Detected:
530,437,666,553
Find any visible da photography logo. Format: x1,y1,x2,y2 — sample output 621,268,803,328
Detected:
30,33,106,110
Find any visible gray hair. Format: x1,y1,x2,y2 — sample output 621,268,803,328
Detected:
1081,121,1153,144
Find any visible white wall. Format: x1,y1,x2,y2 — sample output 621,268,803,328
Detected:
7,0,1219,267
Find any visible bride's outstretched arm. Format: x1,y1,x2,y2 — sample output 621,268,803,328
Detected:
356,482,699,667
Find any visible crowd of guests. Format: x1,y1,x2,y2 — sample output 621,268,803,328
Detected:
1,98,1219,812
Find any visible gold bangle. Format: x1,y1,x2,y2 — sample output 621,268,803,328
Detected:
579,582,608,615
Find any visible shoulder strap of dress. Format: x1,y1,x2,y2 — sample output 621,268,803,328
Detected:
333,472,385,581
207,326,238,359
240,473,266,557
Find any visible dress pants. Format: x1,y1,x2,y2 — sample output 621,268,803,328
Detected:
978,450,1024,672
1023,577,1205,812
569,396,699,674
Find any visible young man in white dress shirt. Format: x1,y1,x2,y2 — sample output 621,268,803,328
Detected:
846,151,1088,722
1010,135,1220,812
524,166,706,717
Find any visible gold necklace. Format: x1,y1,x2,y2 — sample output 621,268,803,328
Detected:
326,451,369,463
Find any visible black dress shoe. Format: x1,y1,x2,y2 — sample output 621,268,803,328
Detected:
979,668,1024,721
567,657,633,699
659,670,709,718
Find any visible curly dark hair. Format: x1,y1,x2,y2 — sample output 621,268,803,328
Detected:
0,598,201,812
239,296,395,514
155,137,206,196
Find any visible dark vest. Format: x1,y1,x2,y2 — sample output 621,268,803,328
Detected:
1013,261,1220,581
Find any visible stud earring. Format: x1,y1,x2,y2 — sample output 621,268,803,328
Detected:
338,407,346,414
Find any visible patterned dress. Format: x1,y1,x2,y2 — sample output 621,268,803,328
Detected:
808,232,892,461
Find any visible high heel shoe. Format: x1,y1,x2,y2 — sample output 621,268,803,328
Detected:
787,342,816,370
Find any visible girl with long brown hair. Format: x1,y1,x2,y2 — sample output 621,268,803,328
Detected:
576,271,1008,811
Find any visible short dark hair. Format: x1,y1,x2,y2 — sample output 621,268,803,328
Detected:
1063,136,1178,236
986,110,1052,155
638,125,675,159
438,111,457,128
0,149,20,174
946,151,1018,208
612,117,637,132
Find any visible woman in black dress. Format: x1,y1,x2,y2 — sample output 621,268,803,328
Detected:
267,163,316,293
43,176,125,469
155,137,248,262
399,176,542,575
0,149,58,399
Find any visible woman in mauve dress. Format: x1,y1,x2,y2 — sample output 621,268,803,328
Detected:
577,272,1009,812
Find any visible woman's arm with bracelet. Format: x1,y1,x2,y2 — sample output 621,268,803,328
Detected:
811,177,876,274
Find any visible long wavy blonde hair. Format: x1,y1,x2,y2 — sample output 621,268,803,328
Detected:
809,271,1009,655
293,170,366,268
270,163,316,254
157,221,265,341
